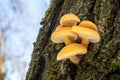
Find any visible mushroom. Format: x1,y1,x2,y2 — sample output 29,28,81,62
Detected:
51,27,81,64
51,27,77,45
55,25,66,31
57,43,87,61
79,20,98,31
71,20,100,48
72,25,100,48
60,13,80,27
78,20,99,47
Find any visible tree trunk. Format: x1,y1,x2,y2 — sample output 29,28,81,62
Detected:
26,0,120,80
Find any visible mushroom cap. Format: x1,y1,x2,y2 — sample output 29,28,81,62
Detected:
72,26,100,43
55,25,70,31
51,27,77,43
60,14,80,26
57,43,87,60
79,20,97,31
55,25,63,31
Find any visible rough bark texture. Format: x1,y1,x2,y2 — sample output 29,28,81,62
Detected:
26,0,120,80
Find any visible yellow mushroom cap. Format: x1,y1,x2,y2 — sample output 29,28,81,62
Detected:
57,43,87,60
79,20,97,31
51,27,77,43
72,26,100,43
55,25,63,31
60,14,80,26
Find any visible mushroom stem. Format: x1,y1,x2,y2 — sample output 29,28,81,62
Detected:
63,36,73,45
76,37,81,43
81,37,89,48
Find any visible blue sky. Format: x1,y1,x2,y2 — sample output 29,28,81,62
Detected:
0,0,50,80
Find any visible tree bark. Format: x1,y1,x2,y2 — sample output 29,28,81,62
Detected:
26,0,120,80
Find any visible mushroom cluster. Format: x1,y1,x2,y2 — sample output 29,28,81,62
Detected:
51,14,100,64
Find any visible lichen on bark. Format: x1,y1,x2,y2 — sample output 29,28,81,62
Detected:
26,0,120,80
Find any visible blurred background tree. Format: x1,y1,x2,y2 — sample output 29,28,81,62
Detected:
0,33,4,80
